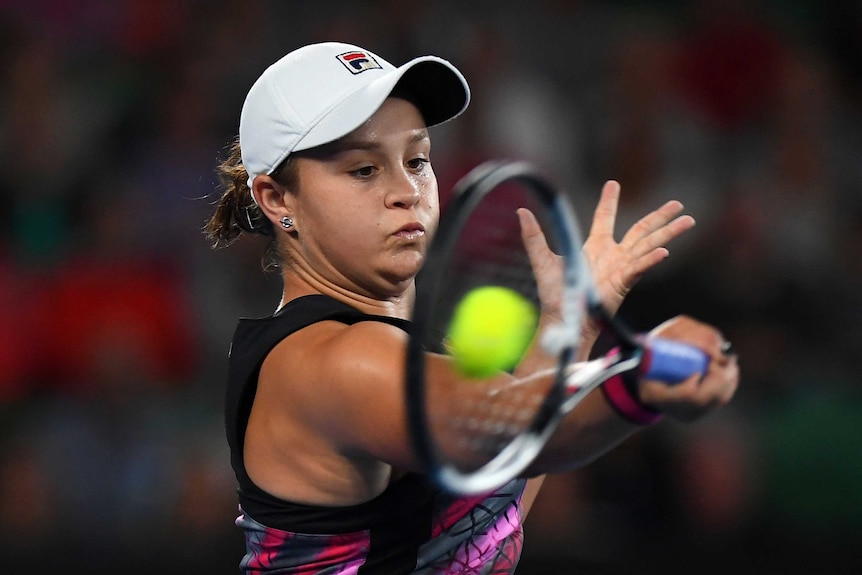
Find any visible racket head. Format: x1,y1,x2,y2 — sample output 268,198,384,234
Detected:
406,160,593,494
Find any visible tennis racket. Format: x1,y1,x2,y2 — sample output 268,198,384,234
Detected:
405,160,708,495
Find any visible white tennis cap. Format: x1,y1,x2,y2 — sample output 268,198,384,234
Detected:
240,42,471,187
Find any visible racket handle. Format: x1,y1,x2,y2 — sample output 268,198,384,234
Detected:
639,338,709,383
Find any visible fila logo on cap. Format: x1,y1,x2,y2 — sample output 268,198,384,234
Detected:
336,51,383,74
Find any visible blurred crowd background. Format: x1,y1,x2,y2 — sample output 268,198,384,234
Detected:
1,0,861,573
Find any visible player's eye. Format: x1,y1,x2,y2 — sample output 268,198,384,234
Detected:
408,158,430,172
350,165,376,179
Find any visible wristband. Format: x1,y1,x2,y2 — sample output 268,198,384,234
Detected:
601,371,664,426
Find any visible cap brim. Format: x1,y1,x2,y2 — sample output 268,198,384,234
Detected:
293,56,470,153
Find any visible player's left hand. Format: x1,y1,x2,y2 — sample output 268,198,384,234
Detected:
583,181,695,316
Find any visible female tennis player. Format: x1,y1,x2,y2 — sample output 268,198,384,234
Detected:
205,42,738,574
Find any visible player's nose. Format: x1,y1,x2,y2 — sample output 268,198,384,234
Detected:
385,169,422,209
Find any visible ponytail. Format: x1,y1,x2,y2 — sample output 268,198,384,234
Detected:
204,136,273,248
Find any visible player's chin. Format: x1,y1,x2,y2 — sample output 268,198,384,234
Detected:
380,251,425,285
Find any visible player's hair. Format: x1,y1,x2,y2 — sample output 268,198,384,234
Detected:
204,136,299,270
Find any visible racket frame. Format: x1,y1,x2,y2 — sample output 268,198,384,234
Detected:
406,160,591,494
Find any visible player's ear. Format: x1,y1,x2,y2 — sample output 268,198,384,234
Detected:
252,174,295,230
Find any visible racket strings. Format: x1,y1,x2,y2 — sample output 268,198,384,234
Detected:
430,376,549,470
425,183,560,472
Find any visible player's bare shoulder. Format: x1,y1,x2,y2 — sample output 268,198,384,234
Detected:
261,318,408,411
319,319,410,379
258,318,414,463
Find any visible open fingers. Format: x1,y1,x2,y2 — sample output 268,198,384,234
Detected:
588,180,621,238
620,200,693,250
517,207,561,285
517,207,549,255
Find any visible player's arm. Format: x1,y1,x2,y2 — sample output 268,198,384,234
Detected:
525,315,738,475
515,182,699,492
265,318,592,477
260,317,542,472
520,312,739,518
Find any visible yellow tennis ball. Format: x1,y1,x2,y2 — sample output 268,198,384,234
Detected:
447,286,538,379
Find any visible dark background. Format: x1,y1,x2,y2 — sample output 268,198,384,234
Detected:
1,0,860,573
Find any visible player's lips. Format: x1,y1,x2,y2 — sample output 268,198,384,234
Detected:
394,222,425,240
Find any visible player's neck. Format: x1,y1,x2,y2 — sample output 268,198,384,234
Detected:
279,273,414,319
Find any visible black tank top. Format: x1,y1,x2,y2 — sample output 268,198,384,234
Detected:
225,294,526,574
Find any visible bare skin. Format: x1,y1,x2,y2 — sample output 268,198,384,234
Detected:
245,97,739,511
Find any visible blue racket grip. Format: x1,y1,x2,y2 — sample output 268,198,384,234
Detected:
639,338,709,383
